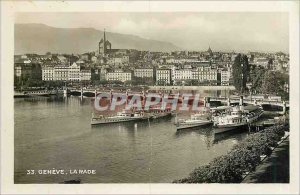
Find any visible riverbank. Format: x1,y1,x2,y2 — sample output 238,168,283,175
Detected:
173,123,289,183
242,137,289,183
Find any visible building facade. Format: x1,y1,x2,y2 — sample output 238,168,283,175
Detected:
134,68,154,78
80,70,92,81
54,65,69,81
106,70,132,82
156,69,172,85
41,63,91,82
192,66,218,82
221,70,231,86
14,64,42,81
42,66,55,81
68,63,80,82
174,69,193,81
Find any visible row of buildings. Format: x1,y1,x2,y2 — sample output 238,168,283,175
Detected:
42,63,91,81
14,31,288,87
14,49,231,85
14,60,92,82
104,65,231,86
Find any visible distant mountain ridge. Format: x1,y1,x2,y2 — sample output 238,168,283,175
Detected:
15,23,180,55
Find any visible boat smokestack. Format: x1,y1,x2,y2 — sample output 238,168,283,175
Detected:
239,96,244,111
239,96,243,106
204,97,210,108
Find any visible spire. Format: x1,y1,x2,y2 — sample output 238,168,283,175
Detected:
103,28,106,55
104,28,106,43
208,45,213,56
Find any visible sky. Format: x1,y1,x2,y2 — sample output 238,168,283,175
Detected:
15,12,289,52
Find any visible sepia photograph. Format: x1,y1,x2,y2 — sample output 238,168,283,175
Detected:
1,0,299,194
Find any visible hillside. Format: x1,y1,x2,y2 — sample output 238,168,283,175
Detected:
14,23,180,54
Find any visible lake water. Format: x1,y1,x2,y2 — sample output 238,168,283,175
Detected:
14,95,249,183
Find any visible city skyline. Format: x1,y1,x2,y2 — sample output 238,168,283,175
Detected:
15,12,289,53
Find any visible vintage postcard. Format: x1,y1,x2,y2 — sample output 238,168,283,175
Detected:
0,0,299,194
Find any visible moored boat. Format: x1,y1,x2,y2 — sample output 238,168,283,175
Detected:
91,110,150,125
212,105,264,134
149,107,173,119
175,108,212,131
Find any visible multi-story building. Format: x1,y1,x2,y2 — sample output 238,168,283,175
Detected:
42,63,91,82
68,62,80,82
42,66,55,81
192,66,218,82
54,65,69,81
159,64,176,81
174,69,193,81
254,57,269,68
221,69,231,86
14,66,32,78
134,68,154,78
80,69,92,81
156,69,172,85
14,59,42,81
106,70,132,82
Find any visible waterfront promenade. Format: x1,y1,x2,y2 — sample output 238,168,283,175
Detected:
242,138,289,183
149,85,235,91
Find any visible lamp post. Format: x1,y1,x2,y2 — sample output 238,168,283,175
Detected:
241,63,244,95
246,82,253,101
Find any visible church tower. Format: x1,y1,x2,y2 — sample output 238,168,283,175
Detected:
207,46,213,56
98,29,111,56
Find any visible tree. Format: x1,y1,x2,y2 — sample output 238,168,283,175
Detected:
262,71,277,94
190,79,200,86
157,80,167,86
232,54,249,93
91,72,100,84
249,66,265,94
267,58,274,69
262,70,289,99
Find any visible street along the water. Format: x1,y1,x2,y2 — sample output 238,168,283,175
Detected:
14,95,280,183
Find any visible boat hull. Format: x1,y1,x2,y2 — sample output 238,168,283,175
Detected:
176,121,213,131
214,124,247,134
151,112,172,119
91,112,173,125
91,117,150,125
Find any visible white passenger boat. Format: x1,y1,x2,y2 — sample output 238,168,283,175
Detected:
175,107,213,131
149,107,173,119
91,110,150,125
212,105,263,134
25,90,57,96
176,114,212,131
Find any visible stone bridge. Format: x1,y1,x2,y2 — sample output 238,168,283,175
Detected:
209,96,289,114
67,88,289,112
210,97,289,107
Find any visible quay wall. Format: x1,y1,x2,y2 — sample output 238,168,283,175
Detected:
148,85,235,91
